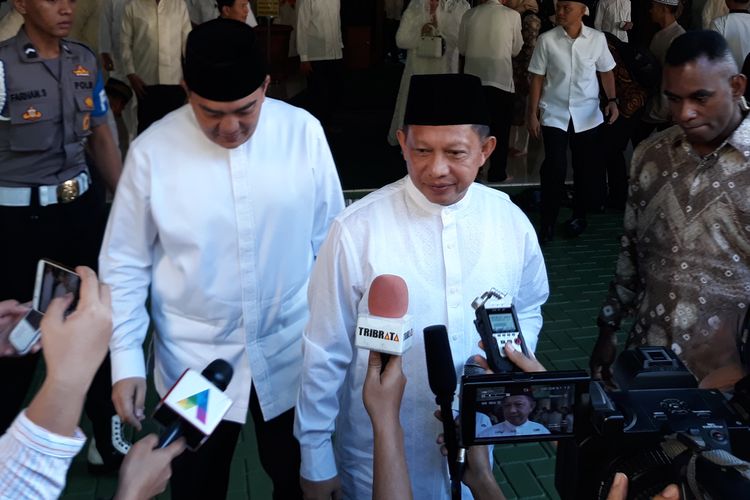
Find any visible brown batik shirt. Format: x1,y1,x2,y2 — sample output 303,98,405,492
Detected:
599,116,750,381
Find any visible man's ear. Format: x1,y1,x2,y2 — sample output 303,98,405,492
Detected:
731,73,747,100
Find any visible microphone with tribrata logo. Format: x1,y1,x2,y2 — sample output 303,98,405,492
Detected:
154,359,234,450
354,275,414,368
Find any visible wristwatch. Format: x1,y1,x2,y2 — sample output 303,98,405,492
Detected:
607,97,619,104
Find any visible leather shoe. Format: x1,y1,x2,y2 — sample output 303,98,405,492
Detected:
538,224,555,244
563,217,588,237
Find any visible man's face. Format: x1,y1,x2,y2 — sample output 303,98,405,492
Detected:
221,0,250,22
555,1,585,29
15,0,75,38
396,124,495,206
188,76,269,149
663,57,745,153
502,395,535,427
649,2,663,23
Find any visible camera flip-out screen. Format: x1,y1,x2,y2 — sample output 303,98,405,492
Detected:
460,371,589,446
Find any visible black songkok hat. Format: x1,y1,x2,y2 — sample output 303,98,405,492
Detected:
183,19,268,102
403,74,490,127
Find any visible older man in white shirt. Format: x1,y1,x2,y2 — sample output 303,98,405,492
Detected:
296,0,343,127
295,73,548,500
459,0,523,183
527,0,618,242
101,20,344,500
593,0,632,42
120,0,191,133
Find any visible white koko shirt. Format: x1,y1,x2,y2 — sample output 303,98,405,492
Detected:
458,0,523,93
120,0,191,85
100,100,344,422
294,177,549,499
528,24,615,133
711,12,750,68
296,0,343,62
593,0,631,43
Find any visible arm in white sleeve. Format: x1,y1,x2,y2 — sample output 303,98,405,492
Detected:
296,0,311,61
180,2,192,56
513,215,549,354
119,4,135,75
594,1,603,30
308,122,345,256
396,5,424,50
99,147,157,384
0,412,86,500
512,11,523,57
618,0,631,27
438,2,467,48
294,220,364,482
457,13,468,55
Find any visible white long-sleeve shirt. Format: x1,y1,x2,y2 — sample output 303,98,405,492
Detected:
295,0,342,62
294,177,549,499
98,0,129,77
711,12,750,68
528,25,616,133
100,100,344,422
0,412,86,500
458,0,523,93
120,0,191,85
593,0,630,43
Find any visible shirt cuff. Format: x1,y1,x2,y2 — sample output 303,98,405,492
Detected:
300,440,338,481
11,411,86,459
300,55,310,62
110,347,147,384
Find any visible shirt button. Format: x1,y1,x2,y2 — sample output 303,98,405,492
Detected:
452,335,459,341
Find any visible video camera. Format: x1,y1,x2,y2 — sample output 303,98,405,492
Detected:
460,290,750,499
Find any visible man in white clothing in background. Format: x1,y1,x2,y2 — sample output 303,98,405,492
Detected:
120,0,191,132
101,19,344,499
458,0,523,183
711,0,750,67
594,0,632,43
295,73,548,500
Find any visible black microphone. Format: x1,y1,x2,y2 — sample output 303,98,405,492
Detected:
424,325,462,499
157,359,234,449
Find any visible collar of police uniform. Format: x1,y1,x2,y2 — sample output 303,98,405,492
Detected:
15,27,75,63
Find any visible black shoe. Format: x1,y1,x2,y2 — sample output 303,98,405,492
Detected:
563,217,588,237
87,416,128,475
538,224,555,244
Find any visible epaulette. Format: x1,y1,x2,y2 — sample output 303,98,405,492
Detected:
62,38,99,60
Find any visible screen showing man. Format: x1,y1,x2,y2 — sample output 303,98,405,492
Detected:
475,383,575,439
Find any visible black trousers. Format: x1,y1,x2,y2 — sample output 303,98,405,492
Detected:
483,86,514,182
170,385,303,500
599,109,644,209
540,122,601,227
136,84,187,134
0,188,116,453
306,59,343,128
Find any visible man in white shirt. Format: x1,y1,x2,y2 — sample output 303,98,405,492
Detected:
458,0,523,183
594,0,632,43
101,19,344,499
120,0,191,132
296,0,343,127
527,0,618,242
295,73,549,500
476,393,550,438
711,0,750,67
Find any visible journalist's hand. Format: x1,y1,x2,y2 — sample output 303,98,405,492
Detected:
590,326,618,387
606,472,681,500
114,434,186,500
363,352,406,432
0,300,32,357
112,377,147,431
301,476,343,500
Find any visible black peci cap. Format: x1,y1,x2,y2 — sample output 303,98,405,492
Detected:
183,18,269,102
403,74,490,127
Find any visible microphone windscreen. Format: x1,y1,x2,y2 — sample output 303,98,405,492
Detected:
424,325,457,397
368,275,409,318
201,359,234,391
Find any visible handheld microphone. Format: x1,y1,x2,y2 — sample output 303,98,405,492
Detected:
355,275,414,366
424,325,462,500
154,359,234,450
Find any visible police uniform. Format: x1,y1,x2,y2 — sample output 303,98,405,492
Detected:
0,28,119,468
477,419,551,437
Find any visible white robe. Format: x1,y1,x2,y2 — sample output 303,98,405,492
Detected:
387,0,469,145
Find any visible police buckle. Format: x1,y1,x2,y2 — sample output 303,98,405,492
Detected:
57,179,80,203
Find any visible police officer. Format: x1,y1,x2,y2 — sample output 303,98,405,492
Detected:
0,0,123,471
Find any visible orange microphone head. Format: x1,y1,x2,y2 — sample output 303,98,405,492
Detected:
368,274,409,318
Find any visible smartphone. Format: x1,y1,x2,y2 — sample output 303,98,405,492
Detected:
8,260,81,355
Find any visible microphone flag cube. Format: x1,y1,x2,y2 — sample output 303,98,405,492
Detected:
355,313,414,355
162,368,233,436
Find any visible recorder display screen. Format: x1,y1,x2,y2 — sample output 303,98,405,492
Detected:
488,312,517,333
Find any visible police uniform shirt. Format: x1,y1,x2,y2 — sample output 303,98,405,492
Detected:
0,28,108,187
478,419,551,437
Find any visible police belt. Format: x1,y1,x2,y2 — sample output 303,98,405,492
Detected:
0,171,90,207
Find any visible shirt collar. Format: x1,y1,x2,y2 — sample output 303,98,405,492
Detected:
15,27,73,62
672,114,750,160
404,175,475,216
556,24,592,41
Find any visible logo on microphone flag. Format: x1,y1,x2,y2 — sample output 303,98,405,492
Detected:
177,389,209,424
